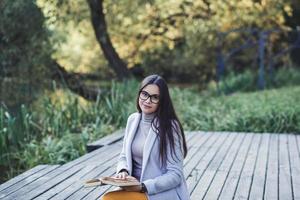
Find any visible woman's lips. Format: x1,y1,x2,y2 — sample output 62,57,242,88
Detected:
143,104,152,109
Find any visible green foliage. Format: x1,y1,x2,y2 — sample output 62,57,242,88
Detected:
34,0,295,83
217,70,256,93
0,79,139,181
0,105,37,158
106,0,294,82
272,67,300,87
173,85,300,133
18,133,88,167
208,67,300,94
0,0,52,107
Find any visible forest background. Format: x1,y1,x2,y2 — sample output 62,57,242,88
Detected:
0,0,300,183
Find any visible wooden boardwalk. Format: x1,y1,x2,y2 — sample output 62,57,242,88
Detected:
1,131,300,200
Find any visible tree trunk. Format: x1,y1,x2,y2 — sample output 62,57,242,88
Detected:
86,0,131,80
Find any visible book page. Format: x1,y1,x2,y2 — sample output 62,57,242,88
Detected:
100,176,140,187
84,176,140,187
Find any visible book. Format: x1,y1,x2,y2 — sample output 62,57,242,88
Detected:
84,176,140,187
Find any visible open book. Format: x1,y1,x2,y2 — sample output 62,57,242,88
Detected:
84,176,140,187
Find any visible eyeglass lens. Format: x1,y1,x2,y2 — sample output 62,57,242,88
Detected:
139,91,159,103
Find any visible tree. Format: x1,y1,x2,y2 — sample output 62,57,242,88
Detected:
86,0,132,80
36,0,295,85
0,0,52,107
0,0,106,105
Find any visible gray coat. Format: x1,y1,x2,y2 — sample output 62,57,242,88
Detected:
116,112,190,200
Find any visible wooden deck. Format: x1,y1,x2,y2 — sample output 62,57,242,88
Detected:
1,131,300,200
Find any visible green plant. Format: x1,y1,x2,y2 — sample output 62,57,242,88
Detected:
1,80,299,183
174,86,300,133
208,68,300,95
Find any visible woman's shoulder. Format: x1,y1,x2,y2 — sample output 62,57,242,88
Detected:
127,112,140,122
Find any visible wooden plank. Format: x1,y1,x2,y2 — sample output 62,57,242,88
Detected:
86,128,200,153
190,132,238,199
185,131,199,141
0,165,48,192
218,133,254,199
297,133,300,156
3,165,82,200
184,132,212,167
187,132,231,195
278,134,293,200
184,132,219,182
249,133,270,199
202,132,247,199
26,144,122,200
66,164,116,200
233,133,262,200
51,157,117,200
184,132,221,180
80,169,116,200
48,152,120,199
62,141,120,169
64,141,121,168
2,144,120,200
34,165,97,200
264,133,279,200
86,129,124,152
292,134,300,200
288,134,300,200
0,165,60,199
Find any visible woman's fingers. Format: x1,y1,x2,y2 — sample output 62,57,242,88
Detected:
125,176,138,182
115,172,128,179
120,172,126,179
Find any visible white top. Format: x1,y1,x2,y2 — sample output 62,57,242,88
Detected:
131,112,155,180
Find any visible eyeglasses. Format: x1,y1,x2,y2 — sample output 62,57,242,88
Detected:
139,91,160,104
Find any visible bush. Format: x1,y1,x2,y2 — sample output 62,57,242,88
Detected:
209,67,300,94
0,79,138,181
0,0,52,107
173,86,300,133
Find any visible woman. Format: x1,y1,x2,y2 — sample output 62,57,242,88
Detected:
102,75,190,200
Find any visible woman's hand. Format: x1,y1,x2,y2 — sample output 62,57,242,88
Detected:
115,171,129,179
117,176,142,192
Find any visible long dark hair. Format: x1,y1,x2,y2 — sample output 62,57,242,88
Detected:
136,74,188,166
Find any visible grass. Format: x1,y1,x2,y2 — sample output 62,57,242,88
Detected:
0,70,300,183
173,86,300,133
212,67,300,94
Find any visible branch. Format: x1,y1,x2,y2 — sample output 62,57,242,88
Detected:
51,60,107,101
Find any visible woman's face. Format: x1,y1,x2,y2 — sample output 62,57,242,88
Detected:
138,84,160,114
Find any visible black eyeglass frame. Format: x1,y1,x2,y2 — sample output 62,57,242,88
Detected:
139,90,160,104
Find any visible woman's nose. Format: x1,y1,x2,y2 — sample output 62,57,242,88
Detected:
145,98,151,104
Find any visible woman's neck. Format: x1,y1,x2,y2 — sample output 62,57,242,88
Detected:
141,112,156,123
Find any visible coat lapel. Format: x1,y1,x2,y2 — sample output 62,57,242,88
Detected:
126,113,141,174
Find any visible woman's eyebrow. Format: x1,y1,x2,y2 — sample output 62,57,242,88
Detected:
142,90,159,96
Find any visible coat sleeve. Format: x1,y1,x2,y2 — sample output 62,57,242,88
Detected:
143,121,185,195
116,113,137,174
